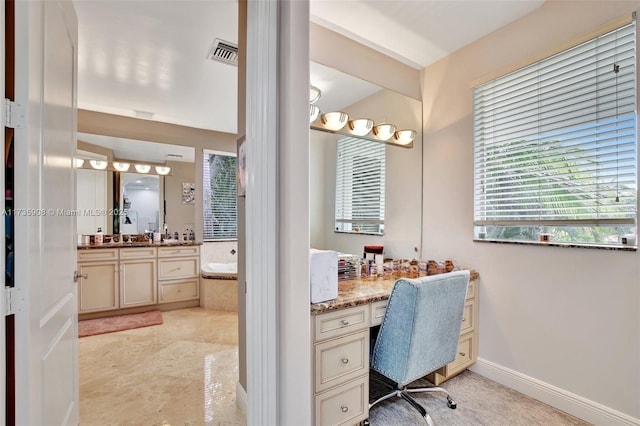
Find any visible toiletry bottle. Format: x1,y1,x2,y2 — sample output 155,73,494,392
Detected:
95,227,104,244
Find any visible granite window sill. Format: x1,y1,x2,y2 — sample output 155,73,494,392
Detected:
473,238,637,251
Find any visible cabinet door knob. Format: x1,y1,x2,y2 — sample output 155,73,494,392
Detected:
340,319,349,326
73,271,88,282
340,405,348,413
462,317,466,322
341,358,349,364
459,352,466,357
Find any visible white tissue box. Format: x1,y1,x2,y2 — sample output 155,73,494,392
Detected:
310,249,338,303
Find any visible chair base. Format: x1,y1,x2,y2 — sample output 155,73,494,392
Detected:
367,375,456,425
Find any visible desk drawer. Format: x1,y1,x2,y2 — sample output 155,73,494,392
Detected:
466,279,476,300
448,332,474,374
314,305,369,342
315,330,369,393
315,376,368,426
370,300,388,326
460,301,474,334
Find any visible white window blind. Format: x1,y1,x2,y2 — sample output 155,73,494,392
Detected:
473,21,637,245
203,151,237,240
335,136,385,235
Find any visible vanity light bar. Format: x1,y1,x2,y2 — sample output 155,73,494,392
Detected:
75,159,172,176
310,111,416,148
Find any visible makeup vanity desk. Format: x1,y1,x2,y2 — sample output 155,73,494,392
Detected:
310,270,479,426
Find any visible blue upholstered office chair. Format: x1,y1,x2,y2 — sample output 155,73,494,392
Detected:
368,270,470,425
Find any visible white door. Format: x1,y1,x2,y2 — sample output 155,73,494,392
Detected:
13,1,79,424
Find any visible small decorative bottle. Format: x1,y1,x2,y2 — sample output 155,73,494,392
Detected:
95,227,104,244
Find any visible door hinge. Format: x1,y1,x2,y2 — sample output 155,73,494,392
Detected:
3,98,25,129
5,286,16,316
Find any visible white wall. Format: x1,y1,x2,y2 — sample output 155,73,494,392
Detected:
421,0,640,422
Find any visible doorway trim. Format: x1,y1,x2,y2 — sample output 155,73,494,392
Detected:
245,0,311,423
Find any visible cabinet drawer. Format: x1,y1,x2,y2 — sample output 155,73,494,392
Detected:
158,246,200,257
315,376,368,426
78,249,118,262
158,257,199,280
315,330,369,393
160,279,199,303
460,301,474,334
466,279,476,300
448,332,474,374
120,247,157,259
370,300,388,327
314,305,369,342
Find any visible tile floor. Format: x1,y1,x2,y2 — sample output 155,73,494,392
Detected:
79,308,246,426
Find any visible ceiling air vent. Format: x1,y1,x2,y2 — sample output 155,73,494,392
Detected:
207,38,238,66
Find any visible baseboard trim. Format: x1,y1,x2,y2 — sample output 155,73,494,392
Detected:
470,358,640,426
236,381,247,416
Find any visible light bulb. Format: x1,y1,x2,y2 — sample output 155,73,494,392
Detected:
155,166,171,175
348,118,374,136
309,104,320,123
74,158,85,168
113,162,130,172
134,164,151,173
393,129,417,145
309,85,321,104
372,124,396,141
321,111,349,131
89,160,108,170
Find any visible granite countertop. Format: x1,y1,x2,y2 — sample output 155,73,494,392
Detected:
310,269,479,314
78,241,203,250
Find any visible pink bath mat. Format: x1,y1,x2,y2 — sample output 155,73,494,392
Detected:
79,310,163,337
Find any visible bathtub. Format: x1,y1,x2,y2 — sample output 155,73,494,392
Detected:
201,262,238,279
200,262,238,312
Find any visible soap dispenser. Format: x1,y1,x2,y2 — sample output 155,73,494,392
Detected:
95,227,104,244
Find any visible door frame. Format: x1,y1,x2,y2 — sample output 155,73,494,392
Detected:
245,0,311,423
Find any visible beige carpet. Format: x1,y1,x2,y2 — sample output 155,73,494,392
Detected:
367,370,591,426
78,310,163,337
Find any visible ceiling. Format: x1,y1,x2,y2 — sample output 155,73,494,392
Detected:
77,132,195,164
74,0,544,153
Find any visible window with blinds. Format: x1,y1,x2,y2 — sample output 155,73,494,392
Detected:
473,21,637,246
335,136,385,235
203,151,237,240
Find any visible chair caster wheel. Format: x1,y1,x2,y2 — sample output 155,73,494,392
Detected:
447,396,457,409
362,419,370,426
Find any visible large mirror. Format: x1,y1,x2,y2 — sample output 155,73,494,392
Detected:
309,62,423,259
76,133,196,236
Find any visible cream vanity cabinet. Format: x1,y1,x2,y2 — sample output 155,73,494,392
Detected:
119,247,158,308
77,244,201,315
77,248,120,313
157,246,200,303
312,305,370,426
